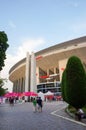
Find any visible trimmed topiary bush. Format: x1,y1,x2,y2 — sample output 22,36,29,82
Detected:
61,69,68,102
61,56,86,109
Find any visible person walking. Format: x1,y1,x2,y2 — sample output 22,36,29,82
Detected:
37,97,43,112
9,97,14,106
32,98,37,112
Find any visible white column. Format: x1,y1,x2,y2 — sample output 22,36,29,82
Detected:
54,68,56,82
36,67,39,84
30,52,37,92
59,59,67,81
47,69,49,83
25,52,30,101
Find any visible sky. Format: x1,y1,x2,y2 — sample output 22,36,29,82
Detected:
0,0,86,92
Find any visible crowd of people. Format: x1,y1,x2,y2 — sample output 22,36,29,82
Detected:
7,96,43,113
4,96,22,105
1,96,43,112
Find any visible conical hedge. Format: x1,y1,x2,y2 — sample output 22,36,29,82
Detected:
61,56,86,109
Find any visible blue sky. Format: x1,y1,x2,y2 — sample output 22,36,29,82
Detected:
0,0,86,91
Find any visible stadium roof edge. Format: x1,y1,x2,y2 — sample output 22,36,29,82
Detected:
9,36,86,74
35,36,86,56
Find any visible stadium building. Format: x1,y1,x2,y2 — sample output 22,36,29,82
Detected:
9,36,86,95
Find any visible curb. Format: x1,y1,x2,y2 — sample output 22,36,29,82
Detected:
65,107,75,118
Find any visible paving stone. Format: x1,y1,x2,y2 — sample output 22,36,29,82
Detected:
0,101,86,130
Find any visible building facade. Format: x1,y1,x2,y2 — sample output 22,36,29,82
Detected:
9,36,86,94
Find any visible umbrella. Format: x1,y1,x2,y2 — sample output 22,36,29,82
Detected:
23,92,31,96
4,92,17,98
17,93,24,97
4,93,11,98
24,92,38,96
31,92,38,96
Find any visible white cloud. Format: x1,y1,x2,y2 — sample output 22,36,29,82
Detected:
17,38,45,57
1,38,45,92
1,54,19,92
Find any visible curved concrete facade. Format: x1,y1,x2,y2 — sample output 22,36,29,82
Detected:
9,36,86,93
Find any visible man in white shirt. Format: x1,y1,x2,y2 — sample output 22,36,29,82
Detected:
75,109,84,121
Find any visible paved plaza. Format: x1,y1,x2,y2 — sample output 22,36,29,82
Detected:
0,101,86,130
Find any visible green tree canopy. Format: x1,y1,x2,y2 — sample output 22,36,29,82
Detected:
61,69,67,101
0,78,7,96
0,31,9,71
61,56,86,109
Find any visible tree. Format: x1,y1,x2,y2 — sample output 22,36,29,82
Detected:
61,56,86,109
61,69,67,101
0,78,6,96
83,62,86,71
0,31,9,71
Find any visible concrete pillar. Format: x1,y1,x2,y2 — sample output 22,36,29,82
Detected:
17,80,19,92
36,67,39,84
21,77,23,92
18,79,20,92
25,52,30,101
54,67,56,82
13,83,15,92
47,69,49,75
16,80,18,93
23,78,25,92
30,52,37,92
13,81,17,92
46,69,49,83
59,59,67,81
